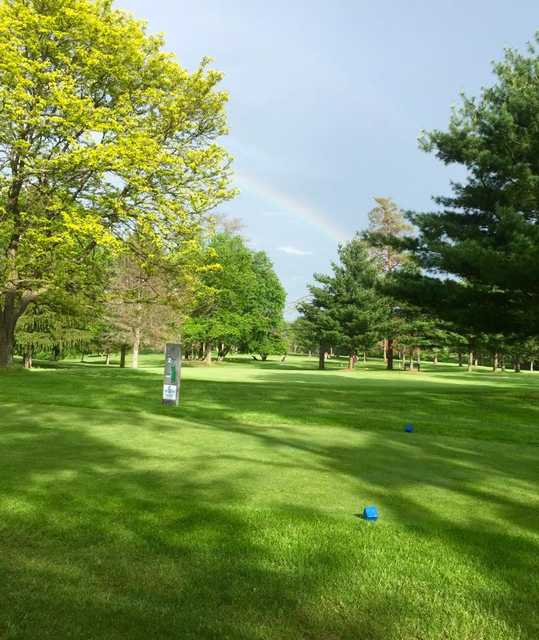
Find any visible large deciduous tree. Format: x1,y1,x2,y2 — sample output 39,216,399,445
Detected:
183,233,285,363
0,0,234,366
105,232,208,368
241,251,286,360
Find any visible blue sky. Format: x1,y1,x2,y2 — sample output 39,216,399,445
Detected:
121,0,538,315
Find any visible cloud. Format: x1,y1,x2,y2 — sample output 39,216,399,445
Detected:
277,245,313,256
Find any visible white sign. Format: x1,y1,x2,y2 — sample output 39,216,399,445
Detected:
163,384,177,401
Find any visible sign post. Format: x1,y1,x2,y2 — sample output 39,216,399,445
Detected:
163,343,181,406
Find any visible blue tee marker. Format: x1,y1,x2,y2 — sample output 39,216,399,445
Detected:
405,422,414,433
363,506,379,521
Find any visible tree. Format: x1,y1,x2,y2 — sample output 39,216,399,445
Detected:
106,231,205,368
297,293,341,370
106,256,173,369
365,197,412,369
286,318,319,355
391,36,539,338
298,237,387,370
241,251,286,360
0,0,234,366
184,233,254,363
183,233,285,363
14,297,97,367
367,197,412,273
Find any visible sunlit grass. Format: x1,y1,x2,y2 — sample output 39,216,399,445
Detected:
0,354,538,639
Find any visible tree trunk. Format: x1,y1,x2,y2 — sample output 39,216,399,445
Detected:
468,349,474,372
0,321,15,368
105,351,111,366
23,348,33,369
348,355,355,370
363,352,367,363
458,352,463,367
204,342,212,365
383,338,388,364
531,359,535,372
514,358,521,373
501,355,506,371
120,344,127,368
131,327,141,369
433,354,438,365
318,345,325,370
493,352,498,372
0,290,23,368
416,348,421,367
386,338,394,371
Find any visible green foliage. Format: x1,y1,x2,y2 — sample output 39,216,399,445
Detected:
183,233,285,359
0,0,234,364
366,197,412,273
241,251,286,358
286,318,319,354
299,237,389,359
15,300,96,359
393,36,539,336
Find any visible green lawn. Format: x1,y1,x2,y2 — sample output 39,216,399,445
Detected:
0,355,538,640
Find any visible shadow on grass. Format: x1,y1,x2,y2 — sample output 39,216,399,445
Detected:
2,362,539,445
0,406,410,640
189,416,539,638
1,361,538,638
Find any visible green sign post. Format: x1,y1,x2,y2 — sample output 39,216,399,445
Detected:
163,343,181,406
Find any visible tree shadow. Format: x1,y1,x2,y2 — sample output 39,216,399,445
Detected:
1,362,538,638
1,404,413,640
2,363,539,447
190,418,539,639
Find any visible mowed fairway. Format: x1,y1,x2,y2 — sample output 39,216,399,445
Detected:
0,355,538,640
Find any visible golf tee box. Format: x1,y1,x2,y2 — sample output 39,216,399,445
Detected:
363,506,379,521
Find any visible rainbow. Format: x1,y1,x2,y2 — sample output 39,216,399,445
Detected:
236,170,350,243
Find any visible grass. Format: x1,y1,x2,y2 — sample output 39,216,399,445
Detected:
0,354,538,639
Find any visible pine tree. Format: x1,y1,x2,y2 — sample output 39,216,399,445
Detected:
365,197,412,369
392,37,539,338
298,237,388,370
367,197,412,273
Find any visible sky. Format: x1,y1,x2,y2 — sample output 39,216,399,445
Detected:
121,0,538,316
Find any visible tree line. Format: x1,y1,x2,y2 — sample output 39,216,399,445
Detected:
1,1,538,373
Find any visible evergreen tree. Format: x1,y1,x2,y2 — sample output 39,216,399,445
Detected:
15,296,100,367
365,197,412,369
367,197,412,273
391,36,539,338
298,237,388,370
